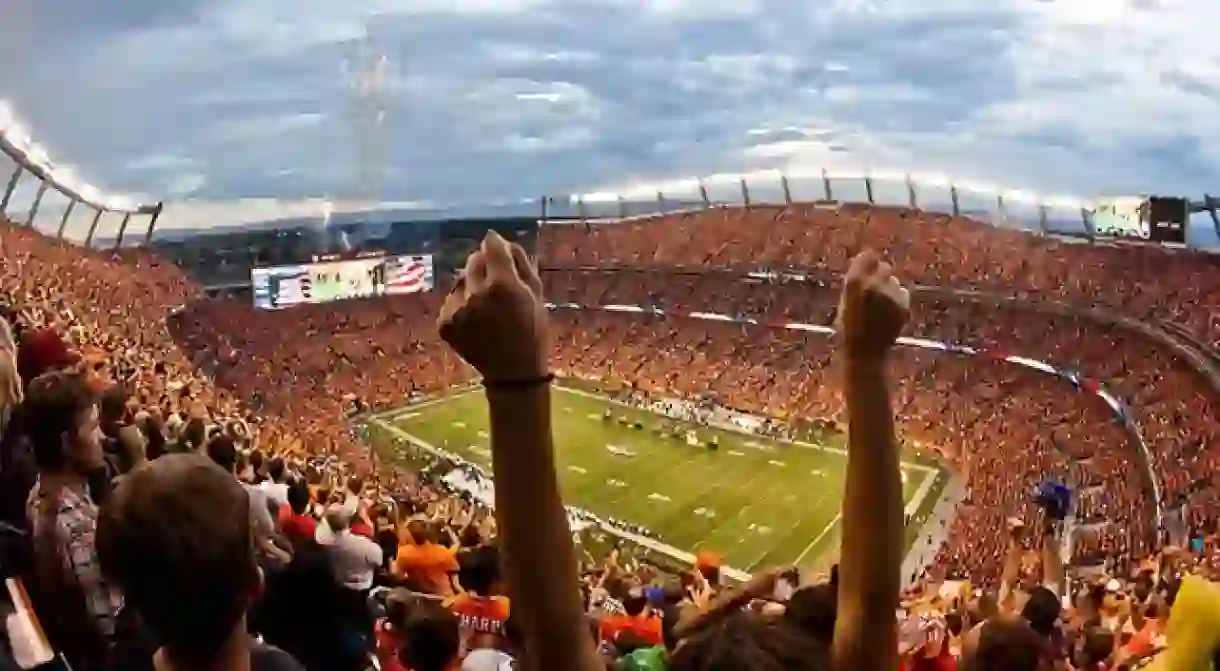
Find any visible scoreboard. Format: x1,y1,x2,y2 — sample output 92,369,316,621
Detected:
252,254,434,310
1090,195,1188,244
1143,196,1188,244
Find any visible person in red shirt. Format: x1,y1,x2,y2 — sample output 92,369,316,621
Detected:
900,616,956,671
599,587,662,648
349,511,375,540
374,589,416,671
401,601,462,671
446,546,510,655
278,481,317,548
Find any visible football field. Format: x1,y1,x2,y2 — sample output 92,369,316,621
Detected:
369,386,944,573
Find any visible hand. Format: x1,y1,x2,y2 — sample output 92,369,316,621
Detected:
742,565,792,600
834,250,910,361
690,577,714,610
438,231,548,382
1007,517,1026,538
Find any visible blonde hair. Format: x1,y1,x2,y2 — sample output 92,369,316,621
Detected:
0,316,14,357
0,350,21,408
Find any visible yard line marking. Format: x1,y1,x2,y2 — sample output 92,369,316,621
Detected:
382,396,835,571
747,469,933,571
707,482,821,563
557,386,936,475
598,445,710,512
368,417,753,581
365,385,946,582
737,493,829,571
692,482,768,553
792,511,842,567
905,470,937,517
635,441,769,543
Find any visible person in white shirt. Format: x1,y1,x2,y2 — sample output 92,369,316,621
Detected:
259,457,290,508
316,504,382,592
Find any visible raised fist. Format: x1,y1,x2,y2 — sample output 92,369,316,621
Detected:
834,250,910,361
437,231,549,383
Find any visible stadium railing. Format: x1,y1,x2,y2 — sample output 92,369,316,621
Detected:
0,107,162,250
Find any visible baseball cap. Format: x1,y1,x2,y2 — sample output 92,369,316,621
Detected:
17,328,79,381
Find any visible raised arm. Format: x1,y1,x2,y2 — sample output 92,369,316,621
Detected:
438,231,600,671
999,519,1026,607
832,251,909,671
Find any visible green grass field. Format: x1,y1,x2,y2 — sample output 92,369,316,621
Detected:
369,386,944,573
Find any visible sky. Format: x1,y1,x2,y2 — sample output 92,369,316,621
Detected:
1,0,1219,244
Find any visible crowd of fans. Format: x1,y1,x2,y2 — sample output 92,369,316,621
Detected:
0,200,1219,671
539,204,1220,349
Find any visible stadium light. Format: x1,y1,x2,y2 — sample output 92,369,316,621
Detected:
0,100,154,216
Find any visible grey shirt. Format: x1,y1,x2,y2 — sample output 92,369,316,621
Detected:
322,529,382,591
243,483,278,545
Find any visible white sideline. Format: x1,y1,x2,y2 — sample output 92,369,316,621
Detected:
789,470,936,567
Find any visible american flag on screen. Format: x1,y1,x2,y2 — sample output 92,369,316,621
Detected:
383,255,434,295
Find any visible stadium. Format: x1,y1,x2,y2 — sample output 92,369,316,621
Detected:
4,12,1220,671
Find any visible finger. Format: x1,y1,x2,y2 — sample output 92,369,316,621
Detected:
884,278,911,311
510,243,543,297
480,230,517,284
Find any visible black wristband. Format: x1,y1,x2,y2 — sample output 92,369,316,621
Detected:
482,373,555,390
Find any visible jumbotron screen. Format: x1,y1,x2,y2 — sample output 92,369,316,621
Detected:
1089,195,1188,243
251,254,434,310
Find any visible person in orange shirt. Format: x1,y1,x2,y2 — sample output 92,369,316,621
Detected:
394,521,459,597
599,587,663,648
446,545,510,655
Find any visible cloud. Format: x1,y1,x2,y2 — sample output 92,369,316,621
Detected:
0,0,1217,246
